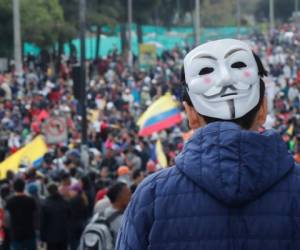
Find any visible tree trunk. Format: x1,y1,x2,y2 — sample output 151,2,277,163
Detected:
95,26,102,59
120,23,128,56
69,41,77,62
137,23,143,44
55,36,64,74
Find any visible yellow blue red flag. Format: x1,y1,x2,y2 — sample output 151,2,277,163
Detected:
0,136,48,179
137,92,182,136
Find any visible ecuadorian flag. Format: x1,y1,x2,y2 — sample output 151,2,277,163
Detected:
0,136,48,179
137,93,182,136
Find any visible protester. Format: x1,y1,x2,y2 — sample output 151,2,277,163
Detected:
6,178,36,250
116,39,300,250
40,183,70,250
68,184,89,250
116,166,131,186
130,169,144,193
104,182,132,244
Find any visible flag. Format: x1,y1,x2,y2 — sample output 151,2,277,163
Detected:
156,139,168,168
137,92,182,136
0,136,48,179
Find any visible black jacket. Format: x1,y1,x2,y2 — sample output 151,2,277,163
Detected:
40,193,70,243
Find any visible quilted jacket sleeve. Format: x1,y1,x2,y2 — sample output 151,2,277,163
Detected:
115,175,156,250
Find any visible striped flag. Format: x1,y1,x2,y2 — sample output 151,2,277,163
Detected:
137,93,182,136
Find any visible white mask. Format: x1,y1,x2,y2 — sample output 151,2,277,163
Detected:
184,39,261,119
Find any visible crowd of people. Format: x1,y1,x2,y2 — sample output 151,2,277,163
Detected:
0,23,299,249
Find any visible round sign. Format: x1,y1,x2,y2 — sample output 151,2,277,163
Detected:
45,117,65,136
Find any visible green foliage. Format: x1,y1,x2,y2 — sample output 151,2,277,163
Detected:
133,0,160,23
201,0,236,27
58,0,77,42
157,0,237,27
0,0,64,56
0,0,13,57
21,0,64,47
87,0,119,31
255,0,295,21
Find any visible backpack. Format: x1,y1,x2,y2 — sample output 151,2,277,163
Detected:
78,211,121,250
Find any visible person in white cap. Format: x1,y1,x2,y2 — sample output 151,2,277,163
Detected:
115,39,299,250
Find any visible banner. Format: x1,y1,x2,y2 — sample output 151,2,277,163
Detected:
139,44,157,69
0,136,48,179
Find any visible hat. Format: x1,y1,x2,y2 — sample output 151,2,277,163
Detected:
117,166,130,176
183,39,267,120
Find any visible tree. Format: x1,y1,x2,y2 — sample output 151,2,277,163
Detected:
58,0,78,59
155,0,179,27
87,0,118,58
255,0,295,22
21,0,64,48
132,0,160,44
0,0,13,57
0,0,64,58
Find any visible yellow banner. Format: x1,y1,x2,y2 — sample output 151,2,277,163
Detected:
139,44,157,69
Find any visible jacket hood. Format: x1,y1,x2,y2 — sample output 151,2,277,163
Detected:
176,122,295,206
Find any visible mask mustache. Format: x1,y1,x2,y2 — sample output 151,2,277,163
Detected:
203,82,251,99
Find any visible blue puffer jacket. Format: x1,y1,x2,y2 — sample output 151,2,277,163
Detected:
116,122,300,250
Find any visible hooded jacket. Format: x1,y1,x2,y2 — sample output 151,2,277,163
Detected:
116,122,300,250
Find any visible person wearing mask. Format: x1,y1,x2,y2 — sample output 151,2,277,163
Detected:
116,39,300,250
40,183,70,250
6,178,36,250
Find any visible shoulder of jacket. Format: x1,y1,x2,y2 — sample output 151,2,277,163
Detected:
129,167,180,210
290,162,300,176
139,166,180,190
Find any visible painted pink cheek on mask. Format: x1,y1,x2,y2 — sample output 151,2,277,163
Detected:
203,77,212,85
244,70,251,78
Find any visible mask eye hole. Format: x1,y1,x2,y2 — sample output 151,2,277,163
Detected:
231,61,247,69
199,67,214,75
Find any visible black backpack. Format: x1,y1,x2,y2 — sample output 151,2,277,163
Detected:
78,211,121,250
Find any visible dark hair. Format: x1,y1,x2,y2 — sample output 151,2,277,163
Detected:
132,169,143,180
95,179,111,191
60,171,70,181
26,168,36,180
80,175,92,190
69,167,77,177
106,182,127,204
13,178,25,193
47,183,58,196
0,184,10,200
181,52,267,130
